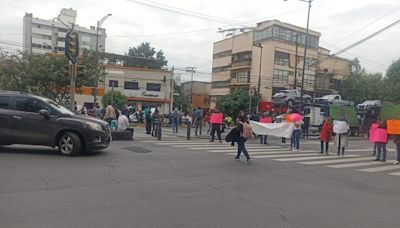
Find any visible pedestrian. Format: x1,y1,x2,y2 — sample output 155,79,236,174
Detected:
369,120,378,156
144,107,152,134
320,116,333,155
259,113,272,144
117,113,134,138
172,110,179,134
334,119,350,157
94,104,103,119
103,103,116,126
393,135,400,165
121,104,130,118
210,109,223,143
374,120,388,162
233,115,253,164
193,107,203,136
302,116,310,138
151,109,161,137
203,111,211,135
292,121,301,151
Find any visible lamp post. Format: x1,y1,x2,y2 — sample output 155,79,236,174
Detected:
94,13,112,107
253,42,263,113
284,0,313,113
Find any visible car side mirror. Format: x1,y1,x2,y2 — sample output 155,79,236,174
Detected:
39,109,50,119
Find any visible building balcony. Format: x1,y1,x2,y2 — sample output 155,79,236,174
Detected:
230,60,252,70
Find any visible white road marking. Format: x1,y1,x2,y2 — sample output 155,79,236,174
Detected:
252,153,323,159
358,164,400,173
225,151,316,156
327,161,383,168
208,148,292,153
299,157,370,165
275,155,359,162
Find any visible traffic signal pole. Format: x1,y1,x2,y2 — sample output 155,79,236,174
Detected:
70,62,77,112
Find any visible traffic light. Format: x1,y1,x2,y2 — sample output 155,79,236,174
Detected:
77,65,85,78
65,31,79,63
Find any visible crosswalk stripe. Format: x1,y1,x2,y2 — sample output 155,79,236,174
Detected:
388,171,400,176
327,161,383,168
358,164,400,173
207,148,292,152
275,154,358,162
174,145,283,149
226,150,316,156
252,153,322,159
190,146,286,150
299,156,370,165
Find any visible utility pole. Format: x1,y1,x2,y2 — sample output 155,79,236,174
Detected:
293,34,299,89
169,67,174,113
186,67,196,112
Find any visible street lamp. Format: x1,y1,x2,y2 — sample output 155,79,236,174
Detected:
284,0,313,113
253,42,263,114
94,13,112,107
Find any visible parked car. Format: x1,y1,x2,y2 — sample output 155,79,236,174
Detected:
314,94,354,106
357,100,381,115
272,89,312,107
0,91,111,156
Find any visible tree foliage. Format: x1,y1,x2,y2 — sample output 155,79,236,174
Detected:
340,58,400,104
127,42,168,69
0,49,105,104
172,82,189,112
216,89,256,119
101,91,127,110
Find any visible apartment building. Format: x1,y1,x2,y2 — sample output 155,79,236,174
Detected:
75,65,173,114
181,81,211,109
210,20,352,108
23,8,106,55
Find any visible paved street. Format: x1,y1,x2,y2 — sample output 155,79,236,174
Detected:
1,129,400,228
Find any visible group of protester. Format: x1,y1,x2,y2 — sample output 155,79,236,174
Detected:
368,120,400,164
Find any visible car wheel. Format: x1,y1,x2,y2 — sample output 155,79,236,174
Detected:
58,132,82,156
287,100,294,107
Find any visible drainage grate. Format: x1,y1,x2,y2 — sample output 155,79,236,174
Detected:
123,146,152,153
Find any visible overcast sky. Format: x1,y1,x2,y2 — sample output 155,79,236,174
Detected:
1,0,400,82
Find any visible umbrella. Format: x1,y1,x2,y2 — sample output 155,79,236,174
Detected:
287,113,303,123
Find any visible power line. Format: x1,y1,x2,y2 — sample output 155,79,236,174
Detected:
332,5,400,46
124,0,239,25
333,18,400,56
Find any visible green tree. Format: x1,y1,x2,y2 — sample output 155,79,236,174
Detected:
216,89,256,120
101,91,127,110
172,82,189,112
127,42,168,69
383,58,400,102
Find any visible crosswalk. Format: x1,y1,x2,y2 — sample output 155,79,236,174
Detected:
144,139,400,177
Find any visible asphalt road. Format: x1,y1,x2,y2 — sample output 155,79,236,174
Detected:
1,132,400,228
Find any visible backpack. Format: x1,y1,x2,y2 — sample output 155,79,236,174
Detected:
242,122,253,139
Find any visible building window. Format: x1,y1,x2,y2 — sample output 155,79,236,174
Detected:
213,50,232,59
57,37,66,42
212,65,231,73
109,80,118,88
273,69,290,84
57,47,65,51
298,73,315,86
232,71,250,83
211,81,230,88
232,51,252,63
58,28,68,33
274,51,289,66
124,81,139,90
146,83,161,91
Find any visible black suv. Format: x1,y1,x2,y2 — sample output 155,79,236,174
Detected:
0,91,111,156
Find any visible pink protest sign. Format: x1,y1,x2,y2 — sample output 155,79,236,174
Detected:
369,123,378,143
372,128,388,143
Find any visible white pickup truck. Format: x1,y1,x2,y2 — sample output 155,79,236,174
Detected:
314,94,354,106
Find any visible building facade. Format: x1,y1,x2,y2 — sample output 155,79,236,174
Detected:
210,20,352,108
75,65,173,114
181,81,211,109
23,8,106,55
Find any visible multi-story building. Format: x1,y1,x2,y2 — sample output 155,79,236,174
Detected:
23,8,106,55
210,20,352,108
181,81,211,109
75,65,173,114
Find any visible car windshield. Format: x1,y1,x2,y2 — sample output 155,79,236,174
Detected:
44,99,74,115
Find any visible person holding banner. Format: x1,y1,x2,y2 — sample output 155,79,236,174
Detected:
373,121,388,162
320,117,333,155
334,119,350,157
259,113,272,144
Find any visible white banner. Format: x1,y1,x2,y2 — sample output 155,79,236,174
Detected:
250,121,295,138
333,120,349,134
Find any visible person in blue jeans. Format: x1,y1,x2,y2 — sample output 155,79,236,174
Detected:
233,116,252,164
292,122,301,151
394,135,400,165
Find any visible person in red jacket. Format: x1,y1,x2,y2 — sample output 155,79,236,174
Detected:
320,116,333,155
